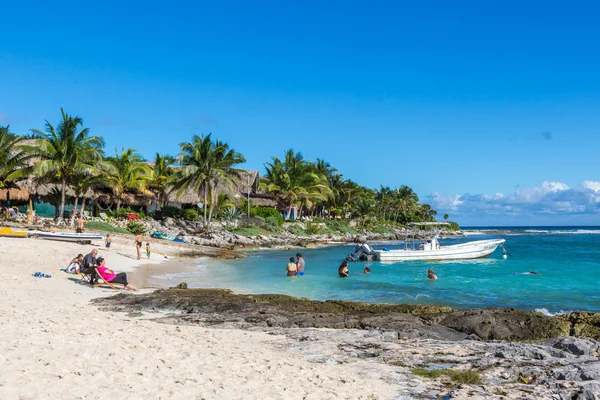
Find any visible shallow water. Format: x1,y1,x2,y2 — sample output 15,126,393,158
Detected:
150,227,600,314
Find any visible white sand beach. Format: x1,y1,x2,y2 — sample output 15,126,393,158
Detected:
0,236,402,400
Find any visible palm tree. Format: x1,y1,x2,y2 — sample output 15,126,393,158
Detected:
0,128,35,191
174,134,246,228
261,150,331,220
69,173,107,224
148,153,175,211
29,108,105,218
395,185,419,224
105,148,152,210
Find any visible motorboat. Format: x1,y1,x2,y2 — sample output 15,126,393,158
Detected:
31,231,105,244
374,236,506,262
372,222,506,262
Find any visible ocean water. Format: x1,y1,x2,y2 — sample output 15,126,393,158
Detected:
151,227,600,314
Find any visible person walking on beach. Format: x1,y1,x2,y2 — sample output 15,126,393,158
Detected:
146,242,151,259
135,233,143,260
105,234,112,250
286,257,297,276
296,253,305,276
338,261,349,278
427,269,438,280
76,214,85,233
81,249,99,284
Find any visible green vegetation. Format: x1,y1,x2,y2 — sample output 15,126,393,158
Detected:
84,221,130,234
126,220,147,234
231,226,271,237
251,206,284,225
412,368,483,385
183,208,199,221
304,221,321,235
158,205,185,219
173,133,246,228
1,109,457,232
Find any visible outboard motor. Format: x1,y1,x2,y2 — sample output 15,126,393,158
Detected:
346,243,376,261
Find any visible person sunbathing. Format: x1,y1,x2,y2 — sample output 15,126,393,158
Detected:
95,257,137,291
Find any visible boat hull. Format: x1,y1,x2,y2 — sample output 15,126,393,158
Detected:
0,227,27,238
374,239,505,262
33,232,104,243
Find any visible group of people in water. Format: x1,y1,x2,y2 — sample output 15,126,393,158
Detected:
287,256,436,280
66,248,137,291
286,253,306,276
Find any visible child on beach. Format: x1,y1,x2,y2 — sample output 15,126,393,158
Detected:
67,254,84,274
146,242,151,259
105,234,111,250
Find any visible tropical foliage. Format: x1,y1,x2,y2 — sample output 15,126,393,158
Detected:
2,109,446,230
0,126,35,189
29,108,105,218
173,133,246,228
105,147,152,210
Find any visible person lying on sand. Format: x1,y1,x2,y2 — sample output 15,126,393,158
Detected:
96,257,136,291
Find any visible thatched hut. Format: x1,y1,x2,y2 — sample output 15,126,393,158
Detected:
0,184,30,206
164,170,276,209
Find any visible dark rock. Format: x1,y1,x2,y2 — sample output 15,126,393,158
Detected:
435,308,571,341
169,282,188,290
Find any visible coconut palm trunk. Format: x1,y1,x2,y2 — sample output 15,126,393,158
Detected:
71,196,79,225
203,183,208,227
59,177,67,219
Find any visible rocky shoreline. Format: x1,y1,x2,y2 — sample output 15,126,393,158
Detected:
133,218,464,250
94,288,600,399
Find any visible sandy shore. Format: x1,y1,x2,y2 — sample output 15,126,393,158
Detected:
0,236,402,399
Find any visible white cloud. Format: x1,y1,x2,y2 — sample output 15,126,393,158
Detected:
426,180,600,225
582,181,600,192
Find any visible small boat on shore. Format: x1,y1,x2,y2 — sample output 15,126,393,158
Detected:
31,231,104,244
0,227,27,238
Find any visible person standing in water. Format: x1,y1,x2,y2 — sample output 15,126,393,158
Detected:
338,261,349,278
286,257,297,276
296,253,305,276
427,269,438,280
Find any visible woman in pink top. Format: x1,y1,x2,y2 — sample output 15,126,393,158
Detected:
96,257,136,291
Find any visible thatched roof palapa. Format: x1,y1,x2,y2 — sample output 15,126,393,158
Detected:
0,185,30,202
166,170,261,205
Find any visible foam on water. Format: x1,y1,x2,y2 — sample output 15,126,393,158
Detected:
157,227,600,313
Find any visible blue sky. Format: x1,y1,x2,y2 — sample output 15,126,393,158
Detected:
2,1,599,225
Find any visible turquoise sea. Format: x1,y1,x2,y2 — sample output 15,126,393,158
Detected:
151,227,600,314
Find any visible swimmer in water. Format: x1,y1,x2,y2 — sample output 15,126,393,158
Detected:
363,267,371,274
427,269,438,280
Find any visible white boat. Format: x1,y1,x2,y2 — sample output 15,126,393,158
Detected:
31,231,105,243
374,237,506,262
